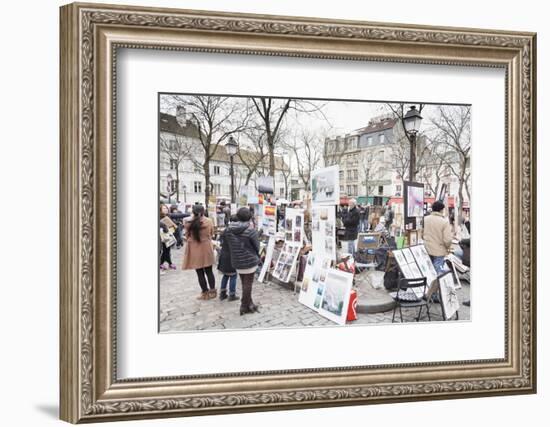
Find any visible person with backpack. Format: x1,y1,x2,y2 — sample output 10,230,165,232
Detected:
217,215,239,302
224,207,261,315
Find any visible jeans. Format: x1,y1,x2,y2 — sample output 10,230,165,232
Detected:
345,239,357,257
431,256,448,274
195,266,215,292
220,274,237,295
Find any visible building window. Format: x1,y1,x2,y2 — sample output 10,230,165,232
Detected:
379,134,385,144
396,184,402,192
352,185,358,196
347,185,352,195
213,165,221,175
367,136,373,145
340,185,344,193
347,170,353,180
194,164,202,174
378,150,384,162
339,170,344,179
378,185,384,195
280,187,285,196
212,183,221,195
194,181,202,193
353,170,358,180
170,179,178,192
169,159,178,170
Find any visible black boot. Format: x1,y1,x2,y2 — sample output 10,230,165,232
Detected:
228,293,238,302
219,290,228,301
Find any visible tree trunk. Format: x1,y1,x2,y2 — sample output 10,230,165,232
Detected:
267,134,275,177
175,166,180,203
456,162,466,231
204,157,211,209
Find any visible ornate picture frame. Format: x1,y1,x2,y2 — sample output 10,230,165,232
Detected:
60,2,536,423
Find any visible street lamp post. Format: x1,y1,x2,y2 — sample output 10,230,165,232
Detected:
225,136,239,204
403,105,423,182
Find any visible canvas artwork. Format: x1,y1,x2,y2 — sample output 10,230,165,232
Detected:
438,271,461,320
272,241,301,283
311,165,340,205
285,208,304,245
406,184,424,217
318,269,354,325
260,204,277,237
410,244,438,287
311,205,336,260
299,252,333,312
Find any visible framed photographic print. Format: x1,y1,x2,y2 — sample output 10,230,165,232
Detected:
404,181,425,219
60,2,536,423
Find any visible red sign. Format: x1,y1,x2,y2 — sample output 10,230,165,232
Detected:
347,289,358,322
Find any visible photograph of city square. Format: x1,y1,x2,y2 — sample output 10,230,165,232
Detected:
158,93,471,332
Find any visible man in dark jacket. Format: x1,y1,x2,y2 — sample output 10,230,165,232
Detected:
342,199,360,257
225,207,261,315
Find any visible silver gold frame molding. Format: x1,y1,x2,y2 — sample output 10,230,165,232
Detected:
60,2,536,423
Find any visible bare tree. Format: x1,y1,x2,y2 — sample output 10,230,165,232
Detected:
249,97,329,176
159,132,195,202
161,94,249,208
429,105,471,222
416,139,450,198
285,129,324,190
359,152,378,202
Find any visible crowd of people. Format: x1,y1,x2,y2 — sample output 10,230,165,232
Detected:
160,203,261,316
160,195,471,316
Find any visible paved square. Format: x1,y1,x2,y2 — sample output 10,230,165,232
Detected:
160,247,470,332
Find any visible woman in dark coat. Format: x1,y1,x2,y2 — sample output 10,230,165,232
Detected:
225,207,261,315
217,215,239,301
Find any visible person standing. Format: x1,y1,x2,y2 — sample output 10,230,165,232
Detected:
341,199,360,257
384,204,394,231
217,215,239,301
182,204,217,300
159,204,177,270
225,207,261,315
423,200,453,273
169,205,188,249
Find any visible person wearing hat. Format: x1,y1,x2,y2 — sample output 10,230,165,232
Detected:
423,200,453,273
224,207,261,315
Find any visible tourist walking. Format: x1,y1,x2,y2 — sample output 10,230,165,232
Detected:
217,215,239,301
225,207,261,315
182,204,217,300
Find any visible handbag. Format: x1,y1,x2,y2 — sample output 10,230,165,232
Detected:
160,231,177,248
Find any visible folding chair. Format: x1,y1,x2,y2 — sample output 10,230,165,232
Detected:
391,277,431,323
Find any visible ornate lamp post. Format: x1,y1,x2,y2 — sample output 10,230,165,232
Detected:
403,105,423,181
225,136,239,204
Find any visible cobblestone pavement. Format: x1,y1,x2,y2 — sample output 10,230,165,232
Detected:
160,247,470,332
